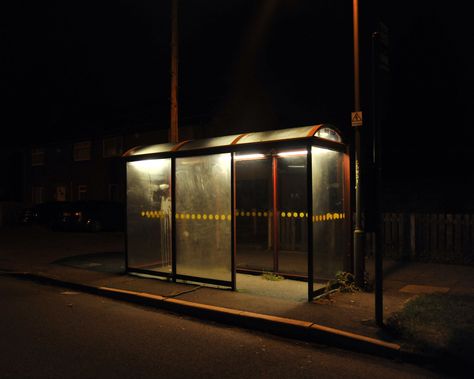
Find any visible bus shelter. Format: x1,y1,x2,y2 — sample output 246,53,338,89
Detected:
123,124,351,301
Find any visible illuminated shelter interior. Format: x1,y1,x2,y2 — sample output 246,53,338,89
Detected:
123,124,351,301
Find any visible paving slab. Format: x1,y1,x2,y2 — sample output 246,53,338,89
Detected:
399,284,450,294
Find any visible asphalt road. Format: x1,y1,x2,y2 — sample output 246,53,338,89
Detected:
0,275,451,379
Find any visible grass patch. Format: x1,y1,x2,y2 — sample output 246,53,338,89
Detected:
386,293,474,362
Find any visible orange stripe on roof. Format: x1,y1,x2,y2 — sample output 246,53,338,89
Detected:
172,140,191,151
230,133,248,145
122,146,142,157
307,124,323,137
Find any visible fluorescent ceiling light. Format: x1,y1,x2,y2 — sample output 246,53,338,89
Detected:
277,150,307,157
235,153,266,161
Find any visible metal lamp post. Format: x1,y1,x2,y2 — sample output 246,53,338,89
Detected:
352,0,365,288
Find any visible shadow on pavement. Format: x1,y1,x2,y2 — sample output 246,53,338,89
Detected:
53,251,126,274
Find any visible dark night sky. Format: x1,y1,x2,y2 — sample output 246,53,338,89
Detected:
1,1,473,204
1,0,355,138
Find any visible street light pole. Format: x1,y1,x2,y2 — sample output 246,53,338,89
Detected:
352,0,365,287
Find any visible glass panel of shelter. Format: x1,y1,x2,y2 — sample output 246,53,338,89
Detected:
234,149,308,279
126,159,172,274
312,147,347,293
175,153,232,284
235,154,274,273
277,151,308,277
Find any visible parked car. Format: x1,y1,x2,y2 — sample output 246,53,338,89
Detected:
55,200,125,232
20,201,73,227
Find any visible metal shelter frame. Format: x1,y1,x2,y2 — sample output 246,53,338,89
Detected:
123,124,351,301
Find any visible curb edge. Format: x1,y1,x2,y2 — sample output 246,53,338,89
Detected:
8,271,408,361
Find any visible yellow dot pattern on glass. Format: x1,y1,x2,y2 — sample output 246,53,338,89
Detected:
140,210,345,222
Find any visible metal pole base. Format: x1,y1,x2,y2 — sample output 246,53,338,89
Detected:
353,228,365,288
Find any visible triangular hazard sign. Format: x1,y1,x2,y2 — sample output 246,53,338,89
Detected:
351,111,363,126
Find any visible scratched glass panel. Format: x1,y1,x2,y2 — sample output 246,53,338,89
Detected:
126,159,172,274
312,147,346,281
175,153,232,282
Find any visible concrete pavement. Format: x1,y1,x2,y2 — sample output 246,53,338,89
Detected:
1,225,473,366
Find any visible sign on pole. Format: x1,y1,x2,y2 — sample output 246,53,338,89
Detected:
351,111,363,127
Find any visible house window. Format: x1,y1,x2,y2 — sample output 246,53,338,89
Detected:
103,136,123,158
74,141,91,161
78,185,87,200
32,187,44,204
31,148,45,166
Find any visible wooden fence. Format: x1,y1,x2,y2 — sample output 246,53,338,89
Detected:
371,213,474,264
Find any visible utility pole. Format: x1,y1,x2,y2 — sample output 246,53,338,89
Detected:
352,0,365,287
372,20,391,327
170,0,179,143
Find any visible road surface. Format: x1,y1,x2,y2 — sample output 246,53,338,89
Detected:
0,275,452,379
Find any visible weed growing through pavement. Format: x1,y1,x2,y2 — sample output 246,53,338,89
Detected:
261,272,285,281
335,271,360,292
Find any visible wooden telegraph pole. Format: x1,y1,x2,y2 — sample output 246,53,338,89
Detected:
170,0,179,143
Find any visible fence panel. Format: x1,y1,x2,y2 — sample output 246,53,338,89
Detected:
379,212,474,265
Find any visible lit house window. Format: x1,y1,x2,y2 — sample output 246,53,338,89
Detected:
31,148,45,166
74,141,91,161
103,136,123,158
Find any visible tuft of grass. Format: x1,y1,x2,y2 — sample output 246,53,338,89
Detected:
261,272,285,281
386,293,474,362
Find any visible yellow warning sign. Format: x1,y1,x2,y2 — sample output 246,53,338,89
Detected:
351,111,363,127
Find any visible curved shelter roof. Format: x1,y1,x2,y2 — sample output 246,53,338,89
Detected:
123,124,342,157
